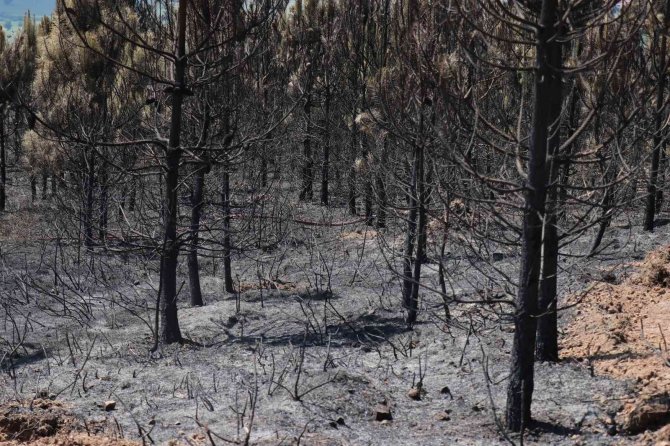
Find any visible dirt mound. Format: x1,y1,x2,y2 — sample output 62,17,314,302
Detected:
561,247,670,435
2,433,142,446
0,399,139,446
0,399,75,443
631,246,670,288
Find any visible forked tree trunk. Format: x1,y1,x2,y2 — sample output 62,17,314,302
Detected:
506,0,556,432
159,0,187,344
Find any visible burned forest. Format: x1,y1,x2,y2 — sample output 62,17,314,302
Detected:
1,0,670,445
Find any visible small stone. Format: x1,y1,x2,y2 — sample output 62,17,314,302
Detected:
407,387,421,400
435,411,451,422
374,404,392,422
336,417,345,425
103,400,116,411
472,404,484,412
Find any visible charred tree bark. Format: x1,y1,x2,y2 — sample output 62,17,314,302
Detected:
42,173,48,200
99,164,109,243
536,24,564,363
128,176,136,212
30,176,37,203
221,160,235,293
402,148,419,322
644,1,670,232
406,142,425,326
299,94,314,202
188,163,208,307
0,104,6,212
506,0,556,432
376,137,388,229
159,0,188,344
83,148,96,249
348,109,358,215
321,87,331,206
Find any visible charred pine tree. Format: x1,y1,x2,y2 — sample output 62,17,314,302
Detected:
159,0,188,344
506,0,557,432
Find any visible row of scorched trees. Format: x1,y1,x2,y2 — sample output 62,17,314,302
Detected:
0,0,667,434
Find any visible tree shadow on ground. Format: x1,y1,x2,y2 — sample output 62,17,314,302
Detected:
529,419,582,437
223,308,414,350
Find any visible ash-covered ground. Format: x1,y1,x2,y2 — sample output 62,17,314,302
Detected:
0,183,667,445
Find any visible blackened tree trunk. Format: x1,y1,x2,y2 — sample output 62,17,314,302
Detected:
30,176,37,203
364,171,373,226
0,104,6,212
221,160,235,293
536,26,564,362
299,94,313,201
13,106,20,163
506,0,556,432
348,108,358,215
84,148,96,249
558,77,580,214
42,173,48,200
657,147,667,210
128,176,136,212
321,87,331,206
402,148,419,321
406,141,425,326
376,137,388,228
188,163,208,307
644,1,670,232
99,163,109,243
159,0,188,344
